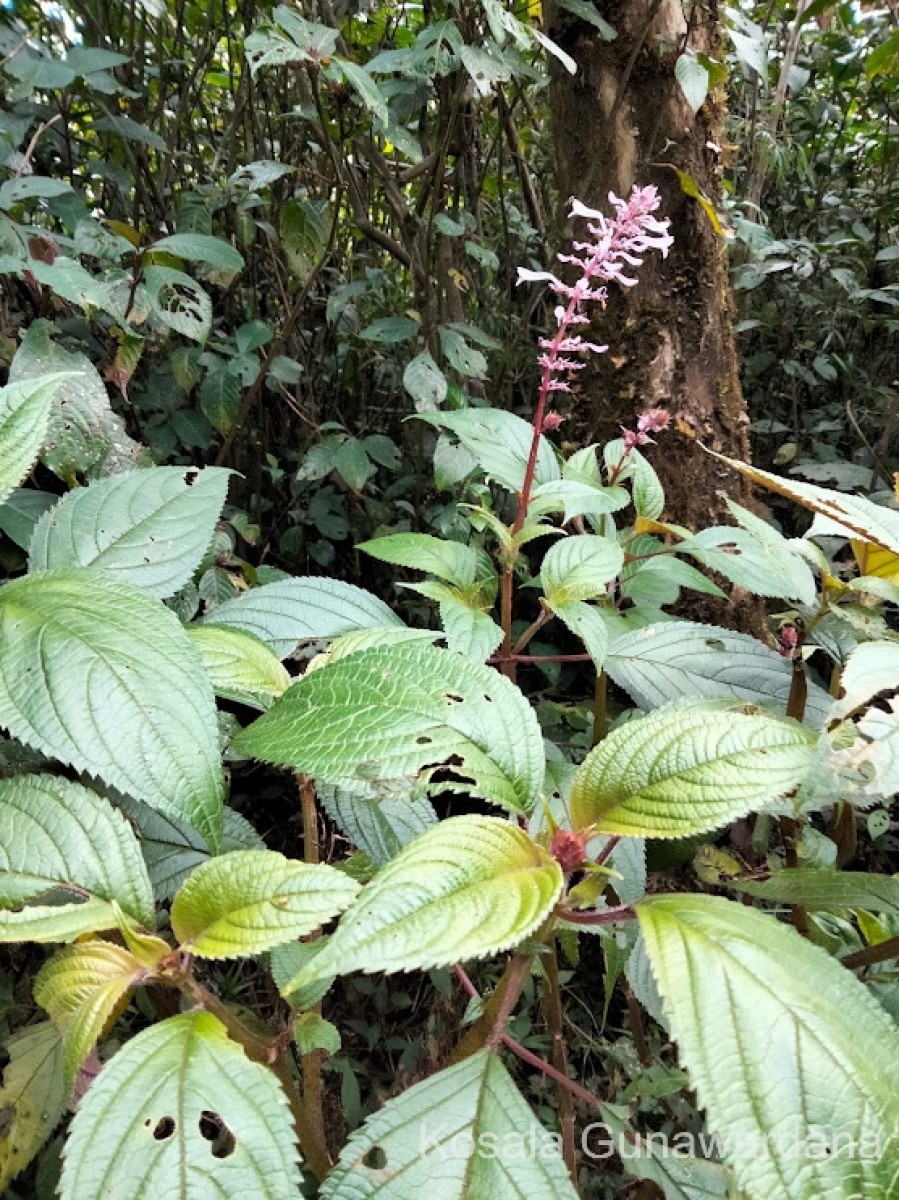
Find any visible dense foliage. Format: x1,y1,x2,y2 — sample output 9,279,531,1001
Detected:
1,2,898,1200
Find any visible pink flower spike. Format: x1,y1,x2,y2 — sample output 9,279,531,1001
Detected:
517,267,564,287
637,407,671,434
542,411,564,431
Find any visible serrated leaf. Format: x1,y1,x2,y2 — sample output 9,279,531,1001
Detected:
170,850,360,958
417,409,560,493
0,488,57,549
0,375,72,506
0,774,154,938
147,233,244,274
320,1049,578,1200
530,479,630,523
734,869,899,915
0,1022,66,1191
34,940,146,1088
9,323,147,479
606,621,832,727
359,532,479,588
187,625,291,710
548,599,609,669
832,641,899,717
439,596,504,662
318,783,437,867
540,534,623,605
235,643,544,815
282,816,563,994
570,701,817,837
637,894,899,1200
201,576,404,659
28,466,230,599
294,1013,340,1057
60,1012,300,1200
0,570,224,851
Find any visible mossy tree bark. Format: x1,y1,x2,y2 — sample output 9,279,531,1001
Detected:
546,0,756,538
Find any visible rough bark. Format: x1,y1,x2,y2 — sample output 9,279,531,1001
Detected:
546,0,756,539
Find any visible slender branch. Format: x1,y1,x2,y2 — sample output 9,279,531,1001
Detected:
556,904,635,926
540,942,577,1177
842,935,899,971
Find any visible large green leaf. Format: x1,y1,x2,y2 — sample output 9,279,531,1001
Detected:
235,643,544,814
540,534,624,604
439,595,504,662
318,783,437,866
9,322,147,479
417,409,560,493
0,1022,66,1191
170,850,360,958
832,641,899,717
359,532,482,588
201,576,404,659
282,816,562,996
0,570,224,851
321,1049,579,1199
0,774,154,940
606,621,832,727
638,894,899,1200
60,1012,300,1200
0,375,71,506
34,940,146,1088
187,626,291,710
147,233,244,274
28,466,231,598
570,701,817,837
734,869,899,915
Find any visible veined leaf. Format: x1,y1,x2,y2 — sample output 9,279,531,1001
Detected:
540,534,623,605
832,641,899,717
28,466,231,599
0,774,154,938
0,488,57,548
60,1012,300,1200
321,1049,578,1200
0,1022,66,1191
439,596,504,662
530,478,630,523
359,532,481,588
187,625,291,710
201,575,404,659
170,850,360,958
606,621,832,727
0,570,224,851
34,940,146,1088
548,599,609,669
318,783,437,866
638,894,899,1200
417,408,560,493
282,816,563,995
146,233,244,274
735,869,899,915
570,701,817,837
0,374,72,506
235,643,544,815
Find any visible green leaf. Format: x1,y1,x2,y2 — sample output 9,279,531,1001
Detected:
0,176,74,209
556,0,616,38
359,533,480,588
438,326,488,379
0,571,224,852
282,816,562,995
199,366,241,433
417,409,560,493
403,350,447,410
605,621,833,727
530,479,630,523
326,59,388,123
187,625,291,710
34,940,145,1088
0,774,154,938
294,1013,340,1057
358,315,420,344
0,1022,66,1192
9,323,147,479
540,534,623,605
570,701,817,837
60,1012,300,1200
170,850,360,959
460,44,512,95
144,266,212,342
832,641,899,717
334,437,373,492
0,488,57,548
201,576,404,659
439,596,504,662
866,28,899,79
320,1049,578,1200
0,375,72,505
147,233,244,274
675,52,710,112
28,466,231,599
318,784,437,867
235,643,544,815
734,869,899,915
637,894,899,1200
548,599,609,669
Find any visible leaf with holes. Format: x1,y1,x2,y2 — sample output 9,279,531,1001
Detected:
201,576,404,659
570,701,817,837
320,1049,578,1200
0,1022,66,1191
34,940,146,1088
540,534,623,605
282,816,562,995
0,375,72,506
638,894,899,1200
235,642,544,814
60,1011,300,1200
187,626,291,710
0,774,154,940
143,265,212,343
170,850,360,958
28,466,231,599
0,571,224,851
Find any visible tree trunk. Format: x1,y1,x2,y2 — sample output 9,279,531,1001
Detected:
546,0,755,538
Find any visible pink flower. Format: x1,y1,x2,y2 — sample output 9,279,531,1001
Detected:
637,407,671,434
